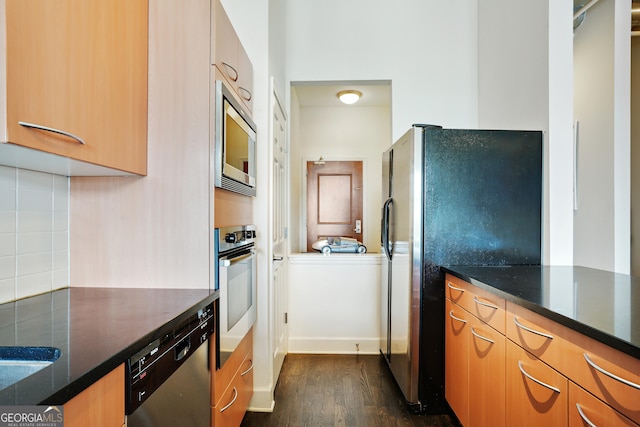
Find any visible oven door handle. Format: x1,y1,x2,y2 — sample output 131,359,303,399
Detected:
219,249,256,267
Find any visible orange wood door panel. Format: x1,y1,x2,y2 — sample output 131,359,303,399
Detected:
445,299,469,426
506,340,568,426
569,382,639,427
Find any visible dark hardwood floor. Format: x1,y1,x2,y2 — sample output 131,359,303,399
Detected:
240,354,459,427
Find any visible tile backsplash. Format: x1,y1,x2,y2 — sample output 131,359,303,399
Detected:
0,166,69,303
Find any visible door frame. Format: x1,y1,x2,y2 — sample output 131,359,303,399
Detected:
300,156,369,252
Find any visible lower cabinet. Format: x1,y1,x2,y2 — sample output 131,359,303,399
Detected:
445,289,505,427
211,328,254,427
64,364,125,427
444,273,640,427
569,382,638,427
505,340,568,426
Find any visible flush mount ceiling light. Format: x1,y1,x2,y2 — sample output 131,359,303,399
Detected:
337,90,362,105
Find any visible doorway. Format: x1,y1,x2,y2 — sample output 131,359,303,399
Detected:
289,81,392,253
306,160,363,252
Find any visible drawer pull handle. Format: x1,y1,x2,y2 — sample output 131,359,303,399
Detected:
583,353,640,390
473,296,498,310
241,359,254,376
449,310,467,324
576,403,597,427
513,316,554,340
238,86,252,102
471,327,494,344
517,361,560,393
447,282,465,293
222,61,239,81
219,387,238,413
19,121,86,145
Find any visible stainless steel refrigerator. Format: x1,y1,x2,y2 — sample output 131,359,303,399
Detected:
380,124,542,413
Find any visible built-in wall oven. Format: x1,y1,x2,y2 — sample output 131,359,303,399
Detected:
214,224,257,368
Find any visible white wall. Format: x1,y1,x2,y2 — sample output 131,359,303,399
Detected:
285,0,479,138
289,96,391,253
288,254,382,354
0,166,69,303
573,0,630,273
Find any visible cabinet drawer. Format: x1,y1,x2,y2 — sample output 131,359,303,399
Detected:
212,363,251,427
569,382,639,427
212,327,253,406
506,340,568,426
446,274,505,333
507,302,640,424
445,299,469,427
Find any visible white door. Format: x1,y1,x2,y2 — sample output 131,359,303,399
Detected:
270,79,288,385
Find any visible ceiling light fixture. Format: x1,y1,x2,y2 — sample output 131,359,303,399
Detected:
337,90,362,105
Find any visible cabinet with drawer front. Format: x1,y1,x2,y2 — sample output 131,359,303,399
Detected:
445,273,640,427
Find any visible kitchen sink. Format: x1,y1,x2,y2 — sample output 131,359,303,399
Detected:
0,346,61,390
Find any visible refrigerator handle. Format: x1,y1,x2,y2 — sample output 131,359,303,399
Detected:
382,197,393,260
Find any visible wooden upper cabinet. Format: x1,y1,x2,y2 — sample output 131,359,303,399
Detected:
4,0,148,175
211,0,253,112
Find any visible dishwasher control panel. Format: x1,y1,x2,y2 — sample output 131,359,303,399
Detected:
125,302,214,414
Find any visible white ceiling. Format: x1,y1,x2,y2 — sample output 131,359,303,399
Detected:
292,82,392,108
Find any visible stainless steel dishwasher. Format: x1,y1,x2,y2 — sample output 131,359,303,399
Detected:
126,302,214,427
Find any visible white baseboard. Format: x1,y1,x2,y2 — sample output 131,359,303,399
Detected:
287,337,380,354
247,384,276,412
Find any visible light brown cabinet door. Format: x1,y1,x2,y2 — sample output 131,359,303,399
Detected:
445,299,469,427
506,340,568,426
306,160,363,251
468,316,505,427
64,364,125,427
6,0,148,175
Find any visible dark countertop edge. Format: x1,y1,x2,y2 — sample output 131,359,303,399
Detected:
443,268,640,360
40,291,219,405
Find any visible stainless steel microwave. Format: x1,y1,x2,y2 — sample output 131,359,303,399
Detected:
214,80,257,197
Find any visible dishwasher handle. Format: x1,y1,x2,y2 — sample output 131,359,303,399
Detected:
174,336,191,361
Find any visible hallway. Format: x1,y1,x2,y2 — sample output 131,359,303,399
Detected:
241,354,458,427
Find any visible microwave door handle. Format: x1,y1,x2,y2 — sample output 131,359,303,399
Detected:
219,249,256,267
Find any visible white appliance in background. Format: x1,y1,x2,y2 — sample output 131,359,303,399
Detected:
380,124,543,413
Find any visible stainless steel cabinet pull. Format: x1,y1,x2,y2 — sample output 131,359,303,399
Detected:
19,121,86,145
219,387,238,413
447,283,465,293
222,62,239,81
241,359,254,376
583,353,640,390
473,296,498,310
449,310,467,324
471,327,494,344
576,404,597,427
238,86,252,102
517,361,560,393
273,256,284,262
513,316,554,340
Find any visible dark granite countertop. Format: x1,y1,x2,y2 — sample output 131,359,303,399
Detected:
0,287,217,405
443,265,639,359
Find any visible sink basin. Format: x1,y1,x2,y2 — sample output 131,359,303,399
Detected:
0,346,61,390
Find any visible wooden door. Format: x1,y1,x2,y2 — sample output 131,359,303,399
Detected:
306,160,363,251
